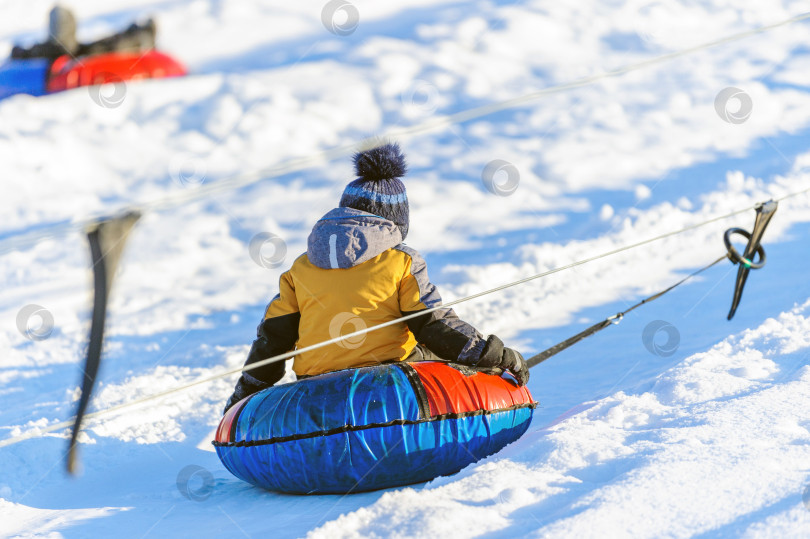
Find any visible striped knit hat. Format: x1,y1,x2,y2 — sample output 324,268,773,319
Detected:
340,142,409,240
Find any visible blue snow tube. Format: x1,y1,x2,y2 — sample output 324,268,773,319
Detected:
0,59,50,100
214,361,536,494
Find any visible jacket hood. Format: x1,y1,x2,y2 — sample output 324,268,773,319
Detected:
307,207,403,269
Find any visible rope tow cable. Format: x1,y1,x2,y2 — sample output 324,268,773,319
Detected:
527,200,779,368
526,255,727,368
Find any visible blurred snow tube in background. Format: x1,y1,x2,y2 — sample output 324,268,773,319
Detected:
0,58,49,100
214,361,537,494
47,50,186,93
0,51,186,102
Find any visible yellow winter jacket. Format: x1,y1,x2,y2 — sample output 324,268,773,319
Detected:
270,249,424,376
242,207,486,381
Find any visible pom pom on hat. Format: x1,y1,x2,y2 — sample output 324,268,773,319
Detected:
340,140,410,240
353,142,408,181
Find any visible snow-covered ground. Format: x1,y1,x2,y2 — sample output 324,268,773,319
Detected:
2,0,810,537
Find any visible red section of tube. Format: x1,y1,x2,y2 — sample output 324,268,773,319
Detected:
412,361,535,417
215,397,249,443
47,50,186,93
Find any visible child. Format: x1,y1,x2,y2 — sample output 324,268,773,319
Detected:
224,142,529,413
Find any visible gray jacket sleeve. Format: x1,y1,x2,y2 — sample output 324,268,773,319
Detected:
395,245,501,366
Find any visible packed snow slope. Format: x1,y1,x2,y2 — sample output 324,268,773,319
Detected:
2,0,810,537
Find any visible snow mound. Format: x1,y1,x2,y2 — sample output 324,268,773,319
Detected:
310,300,810,538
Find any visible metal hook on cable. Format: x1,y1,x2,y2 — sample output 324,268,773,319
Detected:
724,200,778,320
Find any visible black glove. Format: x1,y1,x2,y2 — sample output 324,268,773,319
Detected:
500,347,529,386
476,335,530,386
223,372,270,415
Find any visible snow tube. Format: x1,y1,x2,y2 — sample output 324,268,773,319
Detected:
0,50,185,101
0,58,50,100
214,361,537,494
47,50,186,93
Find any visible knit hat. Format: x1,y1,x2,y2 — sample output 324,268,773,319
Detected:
339,142,410,240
